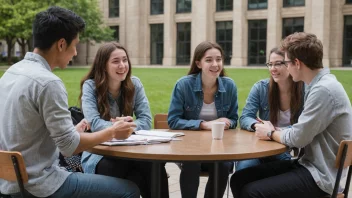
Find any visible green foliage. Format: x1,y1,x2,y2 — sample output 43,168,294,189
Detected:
57,0,114,42
0,0,113,60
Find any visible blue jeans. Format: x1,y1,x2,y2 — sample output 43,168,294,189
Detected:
235,152,291,171
11,172,140,198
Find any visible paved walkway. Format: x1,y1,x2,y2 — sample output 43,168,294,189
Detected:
165,163,233,198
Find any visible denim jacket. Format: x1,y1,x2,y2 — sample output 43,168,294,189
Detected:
168,72,238,130
81,76,152,174
240,79,304,131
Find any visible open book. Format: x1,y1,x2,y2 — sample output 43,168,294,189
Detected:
134,130,185,138
101,134,173,146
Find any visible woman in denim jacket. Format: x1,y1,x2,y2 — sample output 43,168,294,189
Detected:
168,41,238,198
79,42,169,198
237,47,304,171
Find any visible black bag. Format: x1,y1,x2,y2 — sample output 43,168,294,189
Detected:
58,106,85,172
69,106,85,125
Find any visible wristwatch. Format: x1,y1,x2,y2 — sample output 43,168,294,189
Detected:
267,130,275,140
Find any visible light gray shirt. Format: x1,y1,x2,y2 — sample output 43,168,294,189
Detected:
0,52,80,197
280,68,352,194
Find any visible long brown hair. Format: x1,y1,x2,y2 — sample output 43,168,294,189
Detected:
79,42,135,120
268,47,304,126
188,41,226,76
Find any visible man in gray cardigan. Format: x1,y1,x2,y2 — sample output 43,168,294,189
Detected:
0,6,139,198
231,32,352,198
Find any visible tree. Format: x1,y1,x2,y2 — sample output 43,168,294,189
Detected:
57,0,114,64
0,0,113,65
0,2,17,64
0,0,50,63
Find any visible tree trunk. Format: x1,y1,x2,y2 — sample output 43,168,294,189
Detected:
17,38,27,59
27,38,33,52
5,36,15,65
86,40,90,65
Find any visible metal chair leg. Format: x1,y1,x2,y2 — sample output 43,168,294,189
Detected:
11,156,26,198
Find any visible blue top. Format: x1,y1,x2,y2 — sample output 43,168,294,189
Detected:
280,69,352,194
168,72,238,130
240,78,304,131
81,77,152,174
0,53,79,197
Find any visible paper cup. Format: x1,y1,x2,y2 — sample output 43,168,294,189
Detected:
212,122,225,140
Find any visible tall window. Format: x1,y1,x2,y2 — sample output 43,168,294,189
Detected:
216,0,233,11
176,23,191,65
346,0,352,4
151,0,163,15
248,20,267,65
176,0,191,13
282,17,304,38
248,0,267,10
216,21,233,65
283,0,305,7
110,26,119,41
150,24,164,64
343,16,352,66
109,0,119,18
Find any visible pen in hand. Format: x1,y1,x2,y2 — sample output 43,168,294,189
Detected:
256,117,264,124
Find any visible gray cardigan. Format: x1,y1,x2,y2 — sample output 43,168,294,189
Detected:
280,68,352,194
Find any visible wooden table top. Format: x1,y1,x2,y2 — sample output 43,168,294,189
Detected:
88,129,288,162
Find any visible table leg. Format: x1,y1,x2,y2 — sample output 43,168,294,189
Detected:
214,162,219,198
151,161,161,198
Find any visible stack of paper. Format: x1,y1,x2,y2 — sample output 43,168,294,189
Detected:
134,130,185,138
101,134,173,146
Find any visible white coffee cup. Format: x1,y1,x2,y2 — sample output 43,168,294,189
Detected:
211,122,225,140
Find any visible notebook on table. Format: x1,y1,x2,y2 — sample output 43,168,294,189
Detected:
134,130,185,138
101,134,173,146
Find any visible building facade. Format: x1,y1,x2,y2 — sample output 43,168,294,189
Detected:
77,0,352,67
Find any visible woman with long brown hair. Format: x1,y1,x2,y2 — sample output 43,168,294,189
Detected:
237,47,304,170
168,41,238,198
79,42,168,198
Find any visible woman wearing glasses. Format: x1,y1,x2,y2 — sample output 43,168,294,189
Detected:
236,47,305,171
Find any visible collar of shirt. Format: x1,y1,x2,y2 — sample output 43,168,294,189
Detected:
193,72,226,93
304,68,330,99
24,52,52,72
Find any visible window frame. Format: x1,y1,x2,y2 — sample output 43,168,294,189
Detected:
151,0,164,15
150,24,164,64
283,0,305,7
216,21,233,65
176,22,191,65
282,17,304,38
248,0,268,10
216,0,233,12
109,0,119,18
176,0,192,13
248,20,267,65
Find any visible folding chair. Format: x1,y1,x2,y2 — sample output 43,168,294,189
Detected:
0,151,28,198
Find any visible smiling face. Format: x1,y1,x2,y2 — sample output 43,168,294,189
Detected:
268,52,290,83
196,48,223,80
106,48,130,83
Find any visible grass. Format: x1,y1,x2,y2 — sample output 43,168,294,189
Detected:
1,68,351,122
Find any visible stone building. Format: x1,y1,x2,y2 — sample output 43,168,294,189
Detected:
75,0,352,67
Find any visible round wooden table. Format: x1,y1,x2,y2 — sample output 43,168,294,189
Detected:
88,129,288,198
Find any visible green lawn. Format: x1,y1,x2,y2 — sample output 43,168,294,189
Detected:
1,68,351,122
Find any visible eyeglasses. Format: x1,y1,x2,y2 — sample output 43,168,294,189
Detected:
266,61,287,69
283,60,293,66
